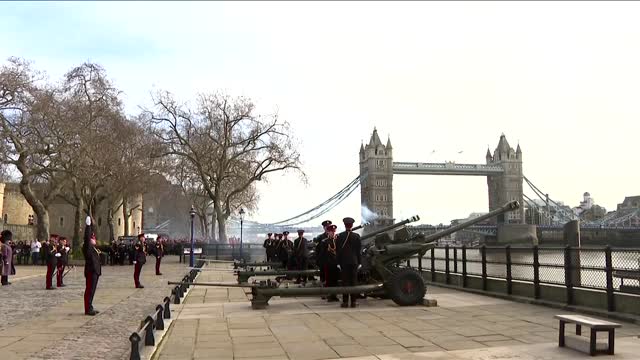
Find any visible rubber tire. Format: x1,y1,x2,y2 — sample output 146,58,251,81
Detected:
385,268,426,306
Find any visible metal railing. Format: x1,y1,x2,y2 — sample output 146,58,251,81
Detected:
179,244,266,263
411,245,640,312
129,262,202,360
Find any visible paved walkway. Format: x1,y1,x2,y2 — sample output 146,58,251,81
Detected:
0,256,189,360
154,265,640,360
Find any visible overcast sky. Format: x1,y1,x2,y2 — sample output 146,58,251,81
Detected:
1,2,638,226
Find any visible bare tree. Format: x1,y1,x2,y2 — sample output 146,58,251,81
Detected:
0,57,73,241
146,91,303,242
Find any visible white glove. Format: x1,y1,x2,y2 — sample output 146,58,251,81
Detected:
133,261,137,264
65,247,70,251
55,253,61,257
357,264,362,270
85,216,91,226
337,265,341,270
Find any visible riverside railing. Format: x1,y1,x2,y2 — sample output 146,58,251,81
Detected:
411,245,640,314
129,262,202,360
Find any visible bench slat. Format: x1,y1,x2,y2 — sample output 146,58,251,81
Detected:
554,314,622,329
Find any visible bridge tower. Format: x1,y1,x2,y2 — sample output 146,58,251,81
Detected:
359,128,394,232
486,134,525,224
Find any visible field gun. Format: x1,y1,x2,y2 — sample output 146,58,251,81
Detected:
178,201,520,309
233,261,283,270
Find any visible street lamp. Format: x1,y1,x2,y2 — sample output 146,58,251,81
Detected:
189,205,196,267
239,208,245,260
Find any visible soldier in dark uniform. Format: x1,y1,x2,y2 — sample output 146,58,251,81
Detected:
118,240,127,265
155,238,164,275
336,217,362,308
282,231,295,271
83,216,101,316
56,237,70,287
128,239,135,265
314,220,331,287
263,233,274,262
45,234,59,290
324,224,340,302
133,234,146,288
293,229,308,283
276,233,290,269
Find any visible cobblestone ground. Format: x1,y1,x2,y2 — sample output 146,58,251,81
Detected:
0,256,190,360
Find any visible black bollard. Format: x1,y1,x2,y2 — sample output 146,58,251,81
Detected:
129,332,142,360
163,297,172,318
155,305,165,330
144,316,155,346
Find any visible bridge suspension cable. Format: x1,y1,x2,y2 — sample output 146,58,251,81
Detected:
263,175,362,226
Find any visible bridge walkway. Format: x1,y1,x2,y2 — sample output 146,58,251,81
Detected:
153,265,640,360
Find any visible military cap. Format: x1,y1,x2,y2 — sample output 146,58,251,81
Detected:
138,233,145,239
283,231,290,236
267,233,273,236
343,217,355,225
297,229,304,234
327,224,338,232
321,220,332,227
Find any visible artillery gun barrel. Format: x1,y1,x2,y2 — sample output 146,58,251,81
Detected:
422,200,520,243
361,215,420,241
168,281,254,288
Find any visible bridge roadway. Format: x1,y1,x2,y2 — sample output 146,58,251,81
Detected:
153,264,640,360
0,256,187,360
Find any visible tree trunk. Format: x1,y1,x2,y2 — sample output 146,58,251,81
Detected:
211,201,219,243
18,177,50,241
122,195,129,236
72,196,84,251
215,204,228,243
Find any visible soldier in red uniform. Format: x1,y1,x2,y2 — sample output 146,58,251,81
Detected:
155,238,164,276
56,237,70,287
45,234,59,290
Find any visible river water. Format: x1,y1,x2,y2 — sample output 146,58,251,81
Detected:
410,247,640,290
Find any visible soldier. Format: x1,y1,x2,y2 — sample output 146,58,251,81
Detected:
83,216,101,316
314,220,332,287
263,233,274,262
155,238,164,276
56,237,70,287
133,234,146,288
293,229,308,283
336,217,362,308
324,224,340,302
46,234,60,290
281,231,294,270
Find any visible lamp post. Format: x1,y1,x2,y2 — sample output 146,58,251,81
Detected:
239,208,245,260
189,205,196,267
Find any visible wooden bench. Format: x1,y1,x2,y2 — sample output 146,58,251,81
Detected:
555,315,621,356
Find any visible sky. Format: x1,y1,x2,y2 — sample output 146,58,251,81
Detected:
1,1,639,227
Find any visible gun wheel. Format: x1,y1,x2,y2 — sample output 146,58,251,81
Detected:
385,268,426,306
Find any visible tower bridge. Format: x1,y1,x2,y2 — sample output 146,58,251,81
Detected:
359,128,528,235
232,128,639,246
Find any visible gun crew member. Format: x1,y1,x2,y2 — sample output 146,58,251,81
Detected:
336,217,362,308
314,220,331,287
293,229,309,283
324,224,340,302
263,233,275,262
133,234,146,288
56,237,70,287
83,216,101,316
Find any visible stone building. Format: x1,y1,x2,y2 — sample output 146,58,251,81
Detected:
359,128,394,231
486,134,525,224
0,182,142,242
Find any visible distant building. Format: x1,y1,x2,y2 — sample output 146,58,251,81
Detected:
0,182,142,242
617,196,640,210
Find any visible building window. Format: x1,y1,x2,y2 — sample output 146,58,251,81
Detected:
59,217,64,227
98,217,102,226
3,214,6,223
133,221,136,231
118,218,121,226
